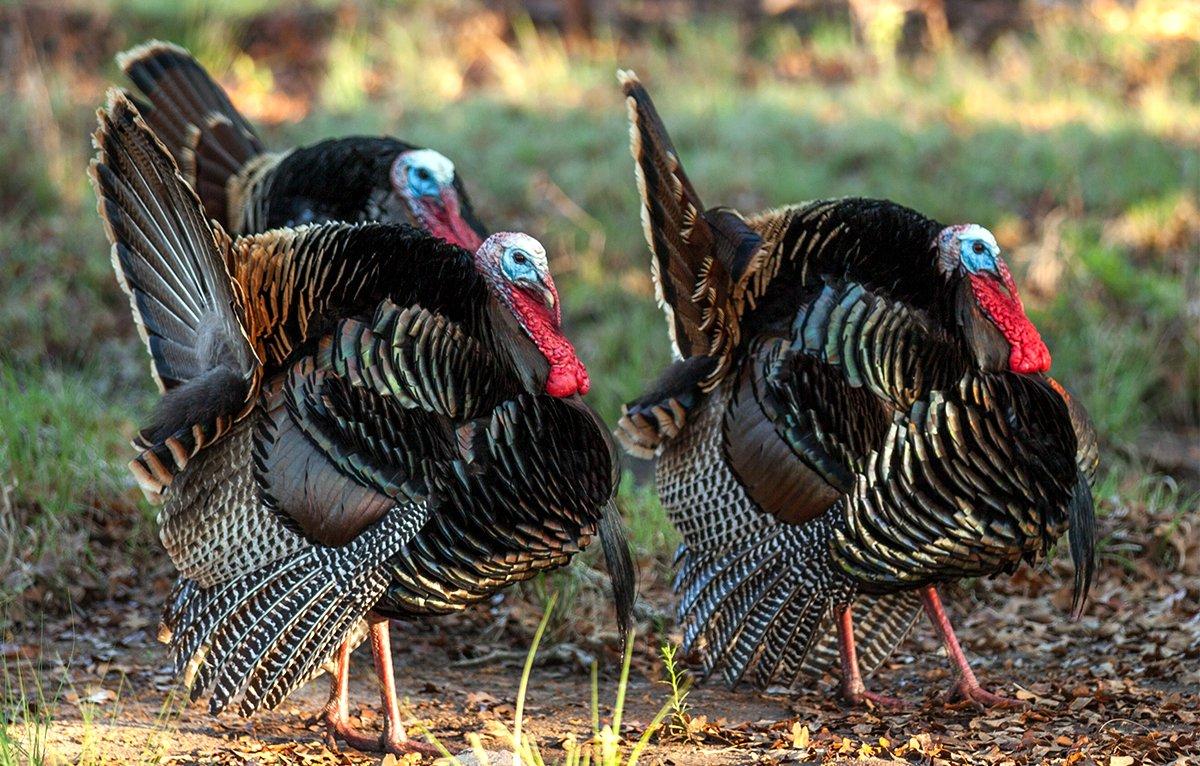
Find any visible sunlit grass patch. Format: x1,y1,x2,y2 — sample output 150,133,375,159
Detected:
0,364,151,616
0,652,59,766
0,643,182,766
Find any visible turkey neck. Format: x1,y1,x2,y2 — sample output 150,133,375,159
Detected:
953,277,1013,372
482,297,553,395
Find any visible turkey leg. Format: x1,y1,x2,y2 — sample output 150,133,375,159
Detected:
919,586,1023,708
835,603,906,708
321,614,440,755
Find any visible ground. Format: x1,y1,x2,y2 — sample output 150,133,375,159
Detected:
9,494,1200,764
1,1,1198,764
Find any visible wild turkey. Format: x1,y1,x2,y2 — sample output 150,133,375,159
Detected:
615,72,1097,707
91,92,630,754
117,41,486,249
115,41,624,747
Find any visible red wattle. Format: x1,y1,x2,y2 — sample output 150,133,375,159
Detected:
969,266,1051,374
508,289,589,397
419,190,483,251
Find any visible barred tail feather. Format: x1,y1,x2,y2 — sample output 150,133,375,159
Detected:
118,41,264,227
168,504,430,715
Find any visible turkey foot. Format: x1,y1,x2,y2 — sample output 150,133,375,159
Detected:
945,678,1025,709
369,617,441,757
320,637,381,752
919,586,1026,710
321,616,440,756
835,604,908,709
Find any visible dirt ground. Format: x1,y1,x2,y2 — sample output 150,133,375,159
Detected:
10,532,1199,766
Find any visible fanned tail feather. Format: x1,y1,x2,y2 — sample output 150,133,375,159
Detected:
169,504,430,715
118,40,265,227
89,89,258,498
117,42,262,184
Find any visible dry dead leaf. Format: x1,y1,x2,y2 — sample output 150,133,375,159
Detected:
791,721,810,749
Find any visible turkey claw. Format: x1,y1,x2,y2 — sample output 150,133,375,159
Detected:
945,680,1027,710
844,687,908,710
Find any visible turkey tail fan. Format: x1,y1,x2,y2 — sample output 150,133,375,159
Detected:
674,518,850,690
618,70,761,385
599,500,637,640
170,503,430,716
1068,469,1096,620
89,89,258,497
118,41,265,227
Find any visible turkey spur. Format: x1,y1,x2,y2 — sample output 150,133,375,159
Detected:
91,91,629,755
615,72,1097,708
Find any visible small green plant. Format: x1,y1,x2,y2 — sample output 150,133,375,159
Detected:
657,643,695,743
422,593,672,765
0,652,62,766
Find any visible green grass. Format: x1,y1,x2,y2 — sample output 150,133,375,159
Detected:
423,597,672,765
1,1,1195,614
0,366,153,618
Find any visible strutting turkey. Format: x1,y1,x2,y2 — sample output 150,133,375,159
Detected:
117,41,486,247
91,91,631,754
116,41,635,750
614,72,1097,708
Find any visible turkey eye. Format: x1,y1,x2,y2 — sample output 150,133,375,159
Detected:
415,168,431,181
512,251,528,265
971,241,986,255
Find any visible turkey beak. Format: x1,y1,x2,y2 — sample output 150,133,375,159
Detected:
531,276,556,310
519,274,559,319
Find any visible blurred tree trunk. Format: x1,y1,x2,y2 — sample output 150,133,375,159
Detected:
847,0,950,57
561,0,593,40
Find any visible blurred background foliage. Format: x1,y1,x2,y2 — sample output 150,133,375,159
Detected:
0,0,1196,625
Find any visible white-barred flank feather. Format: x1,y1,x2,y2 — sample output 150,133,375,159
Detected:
661,386,872,687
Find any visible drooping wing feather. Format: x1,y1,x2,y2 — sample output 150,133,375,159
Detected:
721,279,966,529
722,337,887,527
252,359,440,547
381,395,616,614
